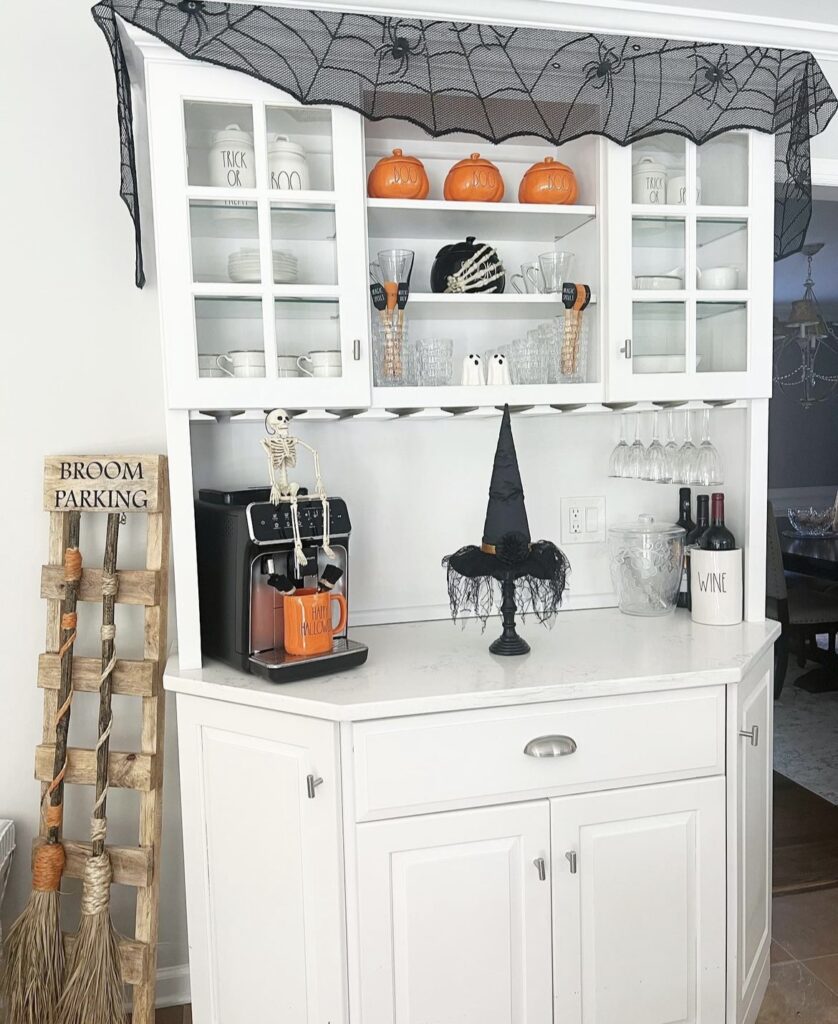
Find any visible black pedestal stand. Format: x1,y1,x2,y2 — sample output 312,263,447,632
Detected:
489,575,530,656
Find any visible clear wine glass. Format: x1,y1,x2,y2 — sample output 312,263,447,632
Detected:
627,413,647,479
644,410,669,482
662,410,679,483
608,414,631,477
674,410,697,484
693,408,724,485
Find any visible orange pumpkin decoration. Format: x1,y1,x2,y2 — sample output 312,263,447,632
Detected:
367,148,430,199
518,156,578,205
443,153,505,203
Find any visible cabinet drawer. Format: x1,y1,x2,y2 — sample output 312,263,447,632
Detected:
351,687,725,820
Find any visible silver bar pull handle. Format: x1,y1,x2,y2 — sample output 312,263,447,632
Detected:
353,338,361,361
523,735,577,758
306,774,324,799
533,857,546,882
620,338,632,359
565,850,578,874
739,725,759,747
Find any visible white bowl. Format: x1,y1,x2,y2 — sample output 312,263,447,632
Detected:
698,266,739,290
634,275,683,291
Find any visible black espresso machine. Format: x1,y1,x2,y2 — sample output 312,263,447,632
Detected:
195,487,368,682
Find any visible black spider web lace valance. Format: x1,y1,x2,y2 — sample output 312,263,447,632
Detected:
92,0,838,288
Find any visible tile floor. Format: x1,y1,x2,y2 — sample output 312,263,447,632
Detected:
758,884,838,1020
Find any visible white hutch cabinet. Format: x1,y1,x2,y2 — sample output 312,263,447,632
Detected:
120,21,778,1024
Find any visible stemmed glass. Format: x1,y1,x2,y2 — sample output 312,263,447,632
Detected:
694,408,724,485
627,414,647,479
663,410,680,483
644,410,669,482
674,411,697,484
608,414,631,477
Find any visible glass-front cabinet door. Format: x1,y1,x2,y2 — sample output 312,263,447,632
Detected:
146,62,370,410
606,131,774,401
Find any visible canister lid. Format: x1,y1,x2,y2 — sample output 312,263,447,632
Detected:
608,514,685,539
213,123,254,146
267,133,306,157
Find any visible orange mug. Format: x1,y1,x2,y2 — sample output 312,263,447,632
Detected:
283,588,347,657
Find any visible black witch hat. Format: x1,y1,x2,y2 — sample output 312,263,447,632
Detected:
443,406,569,654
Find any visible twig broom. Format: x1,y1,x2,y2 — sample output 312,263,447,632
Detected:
57,512,125,1024
0,511,82,1024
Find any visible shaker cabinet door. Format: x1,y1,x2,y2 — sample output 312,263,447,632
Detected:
355,801,553,1024
731,656,773,1024
175,695,346,1024
551,777,726,1024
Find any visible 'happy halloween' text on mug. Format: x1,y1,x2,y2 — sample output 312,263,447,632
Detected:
283,588,348,656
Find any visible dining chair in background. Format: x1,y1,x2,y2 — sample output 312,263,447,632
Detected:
766,501,838,698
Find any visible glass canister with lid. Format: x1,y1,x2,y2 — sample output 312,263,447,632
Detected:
607,514,686,616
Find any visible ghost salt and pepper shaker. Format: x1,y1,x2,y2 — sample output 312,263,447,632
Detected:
461,352,486,385
487,352,511,386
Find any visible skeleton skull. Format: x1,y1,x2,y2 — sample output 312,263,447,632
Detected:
266,408,291,434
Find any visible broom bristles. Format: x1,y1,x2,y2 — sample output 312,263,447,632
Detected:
0,888,65,1024
55,852,125,1024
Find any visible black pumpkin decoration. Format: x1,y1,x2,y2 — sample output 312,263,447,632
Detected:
430,236,505,294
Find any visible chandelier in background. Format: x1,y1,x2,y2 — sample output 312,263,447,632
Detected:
774,243,838,408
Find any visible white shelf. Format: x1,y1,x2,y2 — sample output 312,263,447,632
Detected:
371,383,604,409
631,204,750,219
632,290,749,303
186,186,338,205
405,292,597,321
367,198,596,242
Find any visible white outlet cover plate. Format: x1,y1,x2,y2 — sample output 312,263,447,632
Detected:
560,496,606,544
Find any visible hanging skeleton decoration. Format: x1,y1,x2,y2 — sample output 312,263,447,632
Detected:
261,409,334,569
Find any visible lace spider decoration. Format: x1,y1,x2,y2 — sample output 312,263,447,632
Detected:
172,0,229,49
261,409,335,568
580,41,626,100
375,18,427,80
694,51,737,107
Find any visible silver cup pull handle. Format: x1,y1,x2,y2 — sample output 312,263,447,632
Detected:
566,850,578,874
533,857,547,881
306,774,323,799
523,735,577,758
739,725,759,747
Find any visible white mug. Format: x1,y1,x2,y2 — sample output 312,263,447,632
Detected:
277,355,301,378
198,354,226,378
297,351,342,377
690,549,743,626
217,351,265,378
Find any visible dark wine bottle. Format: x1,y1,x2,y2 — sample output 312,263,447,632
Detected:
685,494,710,610
699,493,736,551
676,487,695,608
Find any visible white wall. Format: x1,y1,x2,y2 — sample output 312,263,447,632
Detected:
0,1,188,997
1,0,836,1007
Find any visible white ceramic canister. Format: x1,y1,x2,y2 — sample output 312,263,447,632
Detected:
666,175,702,205
632,157,667,204
268,135,310,191
689,548,743,625
209,125,256,189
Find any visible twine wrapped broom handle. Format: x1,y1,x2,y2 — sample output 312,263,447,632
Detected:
45,512,82,846
91,513,120,859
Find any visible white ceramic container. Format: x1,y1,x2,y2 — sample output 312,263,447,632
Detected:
209,124,256,189
268,135,310,191
690,548,743,625
666,175,701,205
634,275,683,291
217,350,265,377
698,266,739,290
632,157,667,204
198,354,226,378
298,351,342,377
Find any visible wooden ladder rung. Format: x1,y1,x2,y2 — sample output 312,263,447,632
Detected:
36,746,156,791
38,654,157,697
32,837,153,888
63,933,149,986
40,566,161,606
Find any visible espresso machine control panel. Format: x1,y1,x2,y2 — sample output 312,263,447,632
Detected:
246,498,351,545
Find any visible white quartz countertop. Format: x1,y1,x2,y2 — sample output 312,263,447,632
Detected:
164,609,780,721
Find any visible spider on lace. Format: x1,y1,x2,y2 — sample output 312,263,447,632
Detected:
580,41,626,100
172,1,228,48
375,18,427,79
694,51,736,106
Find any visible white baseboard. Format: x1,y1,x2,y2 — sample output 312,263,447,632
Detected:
155,964,191,1009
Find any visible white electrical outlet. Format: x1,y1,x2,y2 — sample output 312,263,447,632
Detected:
560,497,606,544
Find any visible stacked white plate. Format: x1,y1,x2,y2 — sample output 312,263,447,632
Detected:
228,247,298,284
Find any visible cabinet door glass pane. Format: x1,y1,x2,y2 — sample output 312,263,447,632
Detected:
265,107,334,191
185,102,256,188
698,135,749,206
195,296,265,378
276,299,341,378
632,303,686,374
697,303,747,372
189,200,260,284
697,219,748,290
633,218,685,288
270,203,337,286
632,135,686,206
